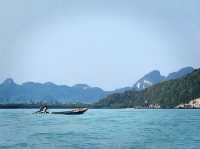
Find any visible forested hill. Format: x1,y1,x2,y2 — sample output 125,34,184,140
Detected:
94,69,200,108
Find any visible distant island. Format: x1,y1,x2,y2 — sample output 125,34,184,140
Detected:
0,66,199,109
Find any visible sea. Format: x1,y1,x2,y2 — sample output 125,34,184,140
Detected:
0,109,200,149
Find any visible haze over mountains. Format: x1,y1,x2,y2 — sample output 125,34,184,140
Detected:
135,66,194,90
95,67,200,108
0,66,194,104
118,66,194,91
0,79,106,104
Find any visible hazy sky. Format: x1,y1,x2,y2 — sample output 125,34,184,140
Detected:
0,0,200,90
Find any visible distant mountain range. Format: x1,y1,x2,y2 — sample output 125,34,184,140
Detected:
94,68,200,108
0,66,194,104
116,66,194,91
0,79,107,104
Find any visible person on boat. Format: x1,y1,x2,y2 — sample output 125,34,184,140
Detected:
39,106,44,112
43,106,49,113
38,105,49,113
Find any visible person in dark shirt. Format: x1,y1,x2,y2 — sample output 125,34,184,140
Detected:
37,105,49,113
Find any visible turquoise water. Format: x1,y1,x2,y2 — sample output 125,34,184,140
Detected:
0,109,200,149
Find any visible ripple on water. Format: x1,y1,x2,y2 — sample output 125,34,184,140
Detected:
0,143,28,149
1,109,200,149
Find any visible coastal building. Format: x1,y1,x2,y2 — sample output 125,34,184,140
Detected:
148,103,161,109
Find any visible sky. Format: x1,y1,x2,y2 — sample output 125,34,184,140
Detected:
0,0,200,90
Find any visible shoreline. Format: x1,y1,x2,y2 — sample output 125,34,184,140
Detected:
1,103,200,109
0,106,200,110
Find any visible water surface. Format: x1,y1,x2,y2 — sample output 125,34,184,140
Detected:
0,109,200,149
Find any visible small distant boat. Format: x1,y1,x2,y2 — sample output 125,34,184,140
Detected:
33,107,88,115
51,108,88,115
